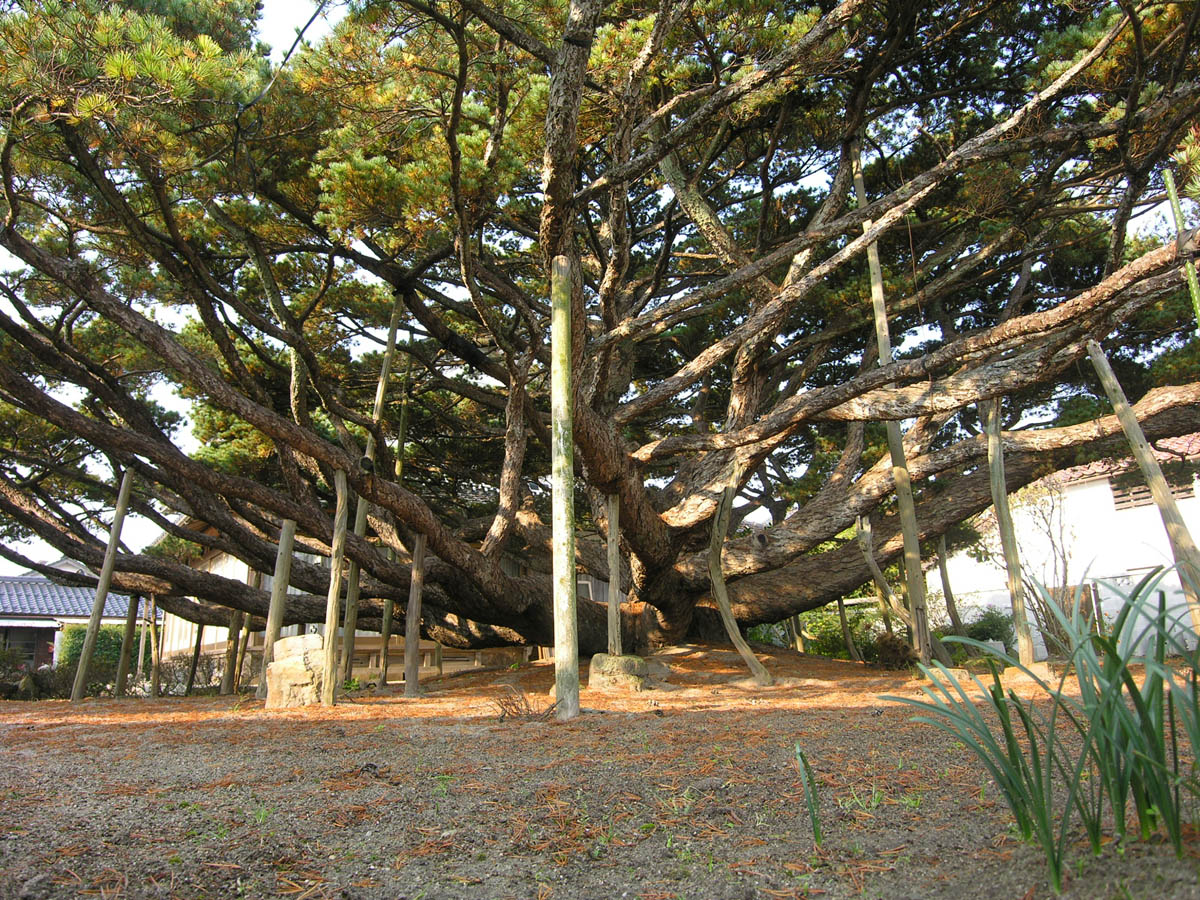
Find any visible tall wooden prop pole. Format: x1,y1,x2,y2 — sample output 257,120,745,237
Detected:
982,399,1036,664
606,494,622,656
853,145,933,664
185,624,203,696
148,596,161,698
257,519,297,700
342,299,405,681
114,593,139,698
1088,340,1200,633
709,463,773,684
322,470,350,706
1164,169,1200,332
220,607,243,695
403,533,427,697
937,536,967,637
551,255,580,720
71,468,134,703
380,360,413,687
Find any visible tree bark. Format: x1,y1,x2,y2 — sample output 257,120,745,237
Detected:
551,255,580,719
115,593,139,699
1088,340,1200,634
257,519,296,700
322,470,350,706
403,533,427,698
71,468,133,703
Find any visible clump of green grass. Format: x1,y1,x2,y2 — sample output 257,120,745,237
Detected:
885,570,1199,893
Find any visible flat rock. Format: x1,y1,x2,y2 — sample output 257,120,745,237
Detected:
587,653,653,692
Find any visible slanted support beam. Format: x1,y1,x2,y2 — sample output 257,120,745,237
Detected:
71,468,133,703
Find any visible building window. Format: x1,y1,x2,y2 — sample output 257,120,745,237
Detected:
1110,474,1195,510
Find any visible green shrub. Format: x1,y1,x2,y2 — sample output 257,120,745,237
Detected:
797,604,884,661
963,607,1015,652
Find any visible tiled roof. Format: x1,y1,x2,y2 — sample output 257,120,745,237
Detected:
0,576,144,619
1049,432,1200,484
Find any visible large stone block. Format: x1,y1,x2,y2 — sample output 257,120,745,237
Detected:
588,653,650,691
265,634,325,709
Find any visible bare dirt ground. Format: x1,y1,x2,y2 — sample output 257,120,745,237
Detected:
1,645,1197,900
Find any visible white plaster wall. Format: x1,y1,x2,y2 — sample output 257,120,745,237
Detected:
930,473,1200,657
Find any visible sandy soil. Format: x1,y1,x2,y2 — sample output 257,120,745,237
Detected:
1,645,1197,900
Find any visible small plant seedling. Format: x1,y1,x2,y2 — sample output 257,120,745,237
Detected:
433,774,454,796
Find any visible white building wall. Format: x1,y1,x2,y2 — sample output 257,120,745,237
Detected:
931,473,1200,657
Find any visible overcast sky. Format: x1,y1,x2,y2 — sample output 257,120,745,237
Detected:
259,0,344,61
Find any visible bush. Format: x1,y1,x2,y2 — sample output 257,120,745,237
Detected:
797,604,884,662
53,624,155,698
964,607,1015,652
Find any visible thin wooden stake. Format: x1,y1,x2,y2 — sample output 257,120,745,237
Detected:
1088,340,1200,633
185,624,203,696
403,533,427,698
853,142,933,665
837,597,864,662
322,470,351,706
1163,169,1200,333
148,596,161,698
982,398,1036,664
606,493,622,657
71,468,134,703
342,298,405,681
550,255,580,720
937,535,967,637
380,359,413,687
257,519,297,700
219,608,243,695
114,593,139,699
135,608,147,684
709,462,773,685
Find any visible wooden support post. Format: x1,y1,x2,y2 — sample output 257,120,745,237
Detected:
185,624,203,696
1164,169,1200,332
114,593,139,699
853,143,932,665
550,255,580,719
709,462,773,685
135,608,147,684
148,596,161,699
71,468,134,703
403,533,427,698
606,493,622,657
257,519,297,700
220,608,243,695
937,536,967,636
837,597,863,663
1088,340,1200,634
234,615,252,691
322,470,351,706
380,360,414,687
982,398,1036,664
342,299,404,681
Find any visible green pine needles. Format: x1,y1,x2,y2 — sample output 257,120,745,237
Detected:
886,571,1199,893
